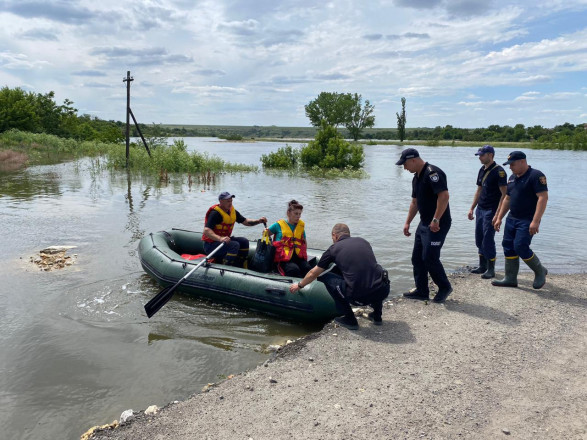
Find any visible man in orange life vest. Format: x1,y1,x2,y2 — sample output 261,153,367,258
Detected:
202,192,267,267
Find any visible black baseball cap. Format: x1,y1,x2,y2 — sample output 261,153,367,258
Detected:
395,148,420,165
503,151,526,165
218,191,235,200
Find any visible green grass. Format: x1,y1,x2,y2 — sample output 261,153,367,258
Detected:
0,130,257,173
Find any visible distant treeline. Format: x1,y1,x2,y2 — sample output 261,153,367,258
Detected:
142,122,587,149
1,86,585,150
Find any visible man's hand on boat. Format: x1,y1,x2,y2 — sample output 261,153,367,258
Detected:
289,266,324,294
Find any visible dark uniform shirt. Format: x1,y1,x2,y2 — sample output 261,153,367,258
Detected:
412,163,451,226
205,209,246,229
507,167,548,220
476,162,507,210
318,235,383,299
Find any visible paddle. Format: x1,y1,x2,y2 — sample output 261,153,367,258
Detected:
144,243,225,318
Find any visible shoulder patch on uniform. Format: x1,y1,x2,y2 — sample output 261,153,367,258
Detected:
539,176,547,185
499,170,506,178
429,172,439,182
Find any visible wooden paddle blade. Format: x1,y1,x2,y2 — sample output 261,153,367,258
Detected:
144,284,176,318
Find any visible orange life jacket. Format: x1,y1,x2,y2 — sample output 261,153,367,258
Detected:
202,204,236,243
272,219,307,262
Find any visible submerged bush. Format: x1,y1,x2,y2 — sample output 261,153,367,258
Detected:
261,145,300,169
300,123,364,169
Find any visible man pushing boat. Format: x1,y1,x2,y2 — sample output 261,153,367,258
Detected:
289,223,390,329
202,191,267,268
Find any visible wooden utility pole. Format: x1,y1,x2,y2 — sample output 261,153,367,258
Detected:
123,71,151,168
123,71,133,167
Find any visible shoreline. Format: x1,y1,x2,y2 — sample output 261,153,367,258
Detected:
88,272,586,439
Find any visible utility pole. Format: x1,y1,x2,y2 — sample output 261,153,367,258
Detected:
123,71,151,167
123,71,133,167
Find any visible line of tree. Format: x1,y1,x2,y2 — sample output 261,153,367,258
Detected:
2,86,585,149
0,86,123,143
135,122,586,147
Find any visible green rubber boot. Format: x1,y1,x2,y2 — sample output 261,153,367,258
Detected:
481,258,496,279
471,254,487,274
524,254,548,289
492,257,519,287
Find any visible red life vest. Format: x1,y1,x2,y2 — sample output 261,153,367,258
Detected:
202,204,236,243
272,219,307,262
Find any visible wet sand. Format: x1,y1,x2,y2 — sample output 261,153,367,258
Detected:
88,272,587,440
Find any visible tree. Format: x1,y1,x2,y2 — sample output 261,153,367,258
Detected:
305,92,375,138
396,97,406,142
305,92,348,127
0,87,40,132
344,93,375,141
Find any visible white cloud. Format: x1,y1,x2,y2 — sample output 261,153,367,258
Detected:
0,0,585,127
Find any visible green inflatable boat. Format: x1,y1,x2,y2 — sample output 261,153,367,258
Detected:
138,228,339,322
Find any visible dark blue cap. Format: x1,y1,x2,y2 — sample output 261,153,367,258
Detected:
218,191,235,200
475,145,495,156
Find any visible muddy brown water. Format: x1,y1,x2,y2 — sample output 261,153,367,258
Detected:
1,138,585,439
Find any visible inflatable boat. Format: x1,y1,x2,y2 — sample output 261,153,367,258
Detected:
138,228,339,322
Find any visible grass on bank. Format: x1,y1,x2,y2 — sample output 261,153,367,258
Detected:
0,129,257,173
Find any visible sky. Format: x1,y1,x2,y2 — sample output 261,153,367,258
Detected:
1,0,586,129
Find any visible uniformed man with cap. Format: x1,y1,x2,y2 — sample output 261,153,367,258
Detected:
467,145,507,279
396,148,453,303
492,151,548,289
202,191,267,267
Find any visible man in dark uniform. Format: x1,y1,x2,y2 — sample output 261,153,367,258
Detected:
396,148,453,303
493,151,548,289
467,145,507,279
289,223,390,330
202,191,267,267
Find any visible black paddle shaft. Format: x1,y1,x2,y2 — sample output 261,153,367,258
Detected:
144,242,225,318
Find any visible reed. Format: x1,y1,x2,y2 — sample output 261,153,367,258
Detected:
0,130,257,174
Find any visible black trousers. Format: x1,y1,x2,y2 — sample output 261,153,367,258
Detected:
203,236,249,266
278,253,312,277
412,221,451,294
321,272,390,320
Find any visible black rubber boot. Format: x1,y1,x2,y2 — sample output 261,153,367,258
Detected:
471,255,487,274
491,257,519,287
524,254,548,289
481,258,496,279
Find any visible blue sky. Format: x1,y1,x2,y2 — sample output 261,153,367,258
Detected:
1,0,586,129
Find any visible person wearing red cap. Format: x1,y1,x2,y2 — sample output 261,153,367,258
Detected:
467,145,508,279
202,192,267,267
492,151,549,289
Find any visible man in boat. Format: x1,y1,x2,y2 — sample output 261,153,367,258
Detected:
289,223,390,330
492,151,548,289
467,145,508,279
202,191,267,268
396,148,453,303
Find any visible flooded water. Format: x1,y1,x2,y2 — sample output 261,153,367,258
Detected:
1,138,585,439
